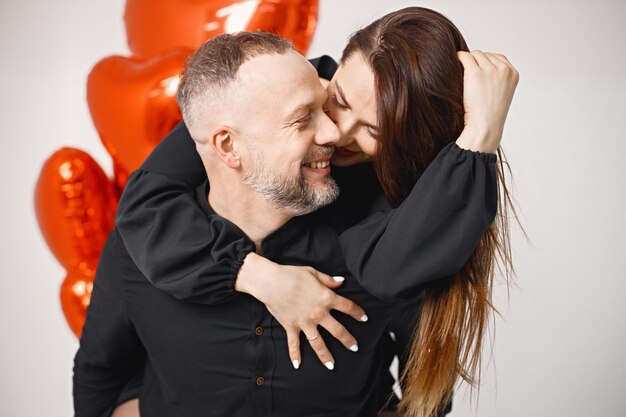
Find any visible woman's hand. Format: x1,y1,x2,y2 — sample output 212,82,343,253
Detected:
456,50,519,153
235,252,368,370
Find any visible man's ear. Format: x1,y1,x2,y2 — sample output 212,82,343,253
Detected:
209,126,241,169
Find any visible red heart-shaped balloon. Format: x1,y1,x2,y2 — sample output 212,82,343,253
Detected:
34,148,117,270
61,265,96,337
87,49,190,180
125,0,319,58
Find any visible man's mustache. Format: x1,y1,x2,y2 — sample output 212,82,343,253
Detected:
303,146,335,164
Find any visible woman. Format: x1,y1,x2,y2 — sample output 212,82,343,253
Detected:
115,7,518,417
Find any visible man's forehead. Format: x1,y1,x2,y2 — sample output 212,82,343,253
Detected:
236,52,323,116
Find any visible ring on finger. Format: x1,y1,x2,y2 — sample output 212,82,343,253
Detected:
306,333,320,341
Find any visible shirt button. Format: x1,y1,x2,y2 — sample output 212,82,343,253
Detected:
256,376,265,386
255,326,264,336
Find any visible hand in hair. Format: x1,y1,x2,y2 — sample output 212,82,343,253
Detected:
456,50,519,153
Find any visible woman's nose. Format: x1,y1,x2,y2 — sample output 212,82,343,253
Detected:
332,112,357,147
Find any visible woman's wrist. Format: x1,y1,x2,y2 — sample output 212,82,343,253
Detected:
234,252,276,302
455,123,500,154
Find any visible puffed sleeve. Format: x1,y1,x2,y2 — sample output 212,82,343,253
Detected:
339,142,498,303
116,122,255,304
73,232,146,417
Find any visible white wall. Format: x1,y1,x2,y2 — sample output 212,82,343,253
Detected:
1,0,624,416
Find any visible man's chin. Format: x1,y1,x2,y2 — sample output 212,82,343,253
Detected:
299,179,339,213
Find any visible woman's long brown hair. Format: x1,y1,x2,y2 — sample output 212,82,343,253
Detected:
341,7,518,417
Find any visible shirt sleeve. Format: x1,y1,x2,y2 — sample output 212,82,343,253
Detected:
116,123,255,305
339,142,498,303
73,233,146,417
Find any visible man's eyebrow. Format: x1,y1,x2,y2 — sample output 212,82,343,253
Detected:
335,82,352,110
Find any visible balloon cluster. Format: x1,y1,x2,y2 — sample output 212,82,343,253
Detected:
34,0,319,337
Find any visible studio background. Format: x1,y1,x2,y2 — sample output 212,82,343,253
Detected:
1,0,624,416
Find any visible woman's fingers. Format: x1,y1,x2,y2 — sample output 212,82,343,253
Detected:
459,50,516,76
484,52,514,68
311,270,368,323
286,328,302,370
469,50,519,84
319,316,359,353
311,268,345,289
303,327,335,370
484,52,520,83
470,49,496,70
331,293,368,323
457,50,478,70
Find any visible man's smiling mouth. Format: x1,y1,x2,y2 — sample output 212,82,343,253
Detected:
303,159,331,169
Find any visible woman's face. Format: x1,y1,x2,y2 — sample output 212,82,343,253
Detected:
326,53,380,167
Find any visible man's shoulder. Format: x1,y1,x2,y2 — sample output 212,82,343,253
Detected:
136,120,205,182
101,227,128,255
97,227,144,280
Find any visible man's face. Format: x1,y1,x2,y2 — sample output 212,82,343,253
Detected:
232,51,341,215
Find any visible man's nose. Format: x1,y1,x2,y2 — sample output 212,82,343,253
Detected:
315,113,340,146
331,110,357,148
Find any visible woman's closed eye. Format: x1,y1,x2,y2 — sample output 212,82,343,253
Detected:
331,94,349,110
366,127,381,140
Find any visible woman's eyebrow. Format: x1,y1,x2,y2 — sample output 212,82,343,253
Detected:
336,81,379,132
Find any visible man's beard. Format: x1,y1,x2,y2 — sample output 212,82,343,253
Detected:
242,146,339,216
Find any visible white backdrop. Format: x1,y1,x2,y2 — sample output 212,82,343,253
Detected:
1,0,625,416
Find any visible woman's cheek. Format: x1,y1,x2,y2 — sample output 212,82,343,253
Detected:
358,137,378,157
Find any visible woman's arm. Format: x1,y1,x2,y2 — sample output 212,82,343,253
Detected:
339,141,498,302
338,49,517,302
117,121,254,304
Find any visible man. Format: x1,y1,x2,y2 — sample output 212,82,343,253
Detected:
74,31,494,416
75,32,393,417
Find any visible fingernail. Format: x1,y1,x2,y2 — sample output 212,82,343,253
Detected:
360,314,368,322
349,344,359,352
333,276,345,282
325,361,334,370
292,360,300,369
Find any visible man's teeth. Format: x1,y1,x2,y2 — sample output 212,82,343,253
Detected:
304,160,330,169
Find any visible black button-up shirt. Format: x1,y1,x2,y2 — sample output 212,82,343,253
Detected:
75,139,497,417
76,189,396,417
